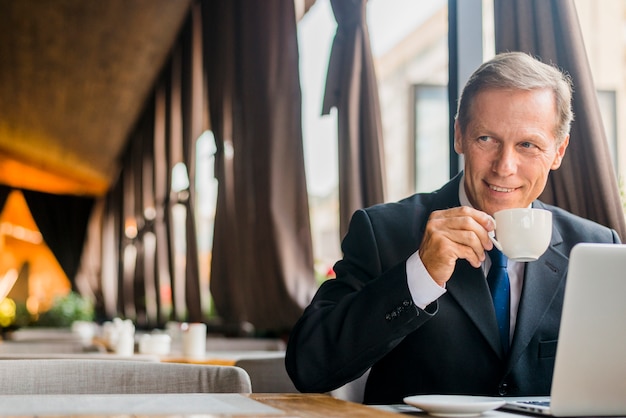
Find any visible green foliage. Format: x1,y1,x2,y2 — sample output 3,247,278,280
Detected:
12,301,33,328
35,292,94,328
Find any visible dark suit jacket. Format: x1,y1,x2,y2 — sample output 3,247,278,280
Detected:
285,173,620,404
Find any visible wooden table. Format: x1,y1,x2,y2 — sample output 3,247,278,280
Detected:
249,394,519,417
248,393,402,417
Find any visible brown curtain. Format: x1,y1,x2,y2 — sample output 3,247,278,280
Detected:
99,180,122,320
495,0,626,238
165,14,203,322
203,0,317,334
86,6,209,327
108,105,160,325
180,1,207,322
322,0,386,239
74,196,106,319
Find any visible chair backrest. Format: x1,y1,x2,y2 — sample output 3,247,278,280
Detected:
0,359,251,394
234,353,298,393
329,368,370,403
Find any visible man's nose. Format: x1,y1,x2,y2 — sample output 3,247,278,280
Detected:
492,146,517,176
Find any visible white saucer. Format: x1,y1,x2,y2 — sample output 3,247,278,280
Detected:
403,394,505,417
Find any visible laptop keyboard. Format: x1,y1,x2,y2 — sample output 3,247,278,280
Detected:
521,400,551,407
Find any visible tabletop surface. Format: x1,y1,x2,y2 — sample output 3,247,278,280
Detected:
0,392,529,417
0,393,396,417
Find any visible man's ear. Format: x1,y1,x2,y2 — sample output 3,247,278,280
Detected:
551,135,569,170
453,119,463,155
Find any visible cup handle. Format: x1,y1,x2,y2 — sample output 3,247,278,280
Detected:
488,231,503,252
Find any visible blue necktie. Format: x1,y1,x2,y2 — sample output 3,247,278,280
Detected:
487,248,510,353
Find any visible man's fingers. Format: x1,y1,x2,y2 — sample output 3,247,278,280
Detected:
420,207,497,283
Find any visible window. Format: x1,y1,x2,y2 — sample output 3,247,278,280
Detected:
597,89,618,171
194,131,219,316
298,0,449,272
413,84,449,193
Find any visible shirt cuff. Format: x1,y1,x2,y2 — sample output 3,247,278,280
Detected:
406,250,447,309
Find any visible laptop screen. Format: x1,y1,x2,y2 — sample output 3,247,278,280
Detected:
505,243,626,417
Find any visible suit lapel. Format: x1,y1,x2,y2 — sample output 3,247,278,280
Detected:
507,215,568,366
447,261,503,356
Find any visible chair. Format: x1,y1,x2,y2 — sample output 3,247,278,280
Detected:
330,369,371,403
0,359,251,394
232,351,368,400
205,337,286,351
234,352,298,393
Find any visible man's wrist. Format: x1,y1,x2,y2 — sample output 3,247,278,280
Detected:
406,250,447,309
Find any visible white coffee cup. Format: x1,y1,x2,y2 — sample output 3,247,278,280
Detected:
488,208,552,262
139,333,172,356
182,322,207,360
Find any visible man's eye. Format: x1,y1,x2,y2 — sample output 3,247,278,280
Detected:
478,136,490,142
520,142,534,148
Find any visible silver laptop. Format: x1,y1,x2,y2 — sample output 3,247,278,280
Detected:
503,243,626,416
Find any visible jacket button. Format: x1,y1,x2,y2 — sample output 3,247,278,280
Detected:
498,383,509,396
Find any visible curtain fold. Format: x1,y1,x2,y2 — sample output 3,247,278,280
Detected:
100,180,122,319
494,0,626,238
203,0,317,333
90,36,205,327
202,0,242,329
74,196,106,320
119,131,139,320
168,38,193,321
21,190,94,291
180,1,206,322
322,0,386,239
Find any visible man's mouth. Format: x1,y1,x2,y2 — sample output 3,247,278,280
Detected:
488,184,515,193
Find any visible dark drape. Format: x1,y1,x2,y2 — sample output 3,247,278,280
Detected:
495,0,626,238
163,19,202,322
0,185,10,212
203,0,317,333
74,196,106,319
99,179,122,319
21,190,94,291
87,4,213,327
322,0,386,239
179,1,206,322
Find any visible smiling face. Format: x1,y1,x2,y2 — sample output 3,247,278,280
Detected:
454,88,569,216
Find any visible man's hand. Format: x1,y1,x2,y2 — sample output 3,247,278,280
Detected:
419,206,495,287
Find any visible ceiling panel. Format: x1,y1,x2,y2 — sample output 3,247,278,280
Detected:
0,0,192,195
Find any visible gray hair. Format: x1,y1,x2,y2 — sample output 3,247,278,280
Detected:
455,52,574,145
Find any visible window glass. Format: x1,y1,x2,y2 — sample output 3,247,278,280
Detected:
194,131,218,316
298,0,449,273
414,84,449,193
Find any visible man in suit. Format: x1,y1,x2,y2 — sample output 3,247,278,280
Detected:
285,52,621,405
